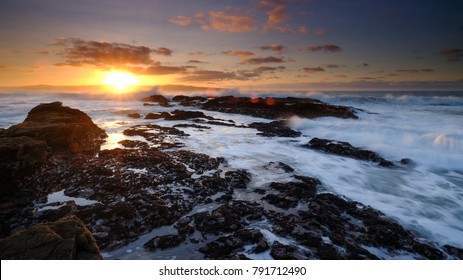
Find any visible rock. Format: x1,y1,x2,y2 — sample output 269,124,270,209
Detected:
0,215,102,259
270,241,312,260
263,180,319,209
224,170,252,189
145,112,171,119
176,96,357,120
141,94,170,106
144,234,185,251
305,137,395,167
2,102,107,154
127,113,142,119
249,121,302,138
173,124,211,130
0,136,47,169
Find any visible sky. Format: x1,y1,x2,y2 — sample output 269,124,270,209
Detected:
0,0,462,91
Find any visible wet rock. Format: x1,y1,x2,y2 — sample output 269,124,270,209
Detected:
177,96,357,120
263,180,319,209
199,229,266,259
249,121,301,138
141,95,170,107
145,112,171,119
2,102,107,154
224,170,251,189
144,234,186,251
172,95,207,106
305,137,395,167
173,124,211,130
270,241,313,260
0,215,101,259
118,140,150,149
127,113,142,119
443,245,463,259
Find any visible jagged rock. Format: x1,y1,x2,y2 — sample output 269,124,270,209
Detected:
0,136,47,169
0,215,102,260
2,102,107,154
270,241,313,260
249,121,302,138
305,137,395,167
144,234,186,251
175,96,357,120
141,95,170,106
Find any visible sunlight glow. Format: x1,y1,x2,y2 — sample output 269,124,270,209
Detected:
103,71,138,92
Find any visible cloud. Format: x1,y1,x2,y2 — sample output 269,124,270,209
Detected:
179,70,238,82
153,47,172,56
395,69,435,73
129,65,187,75
299,44,342,53
0,65,9,69
260,45,285,54
314,30,327,36
187,60,207,64
439,48,463,62
222,50,255,57
170,16,193,26
240,56,285,64
320,64,339,68
303,67,325,73
54,38,154,67
253,66,286,73
189,52,212,56
298,26,309,34
258,0,292,33
207,11,256,33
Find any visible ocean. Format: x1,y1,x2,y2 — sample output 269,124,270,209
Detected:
1,90,462,259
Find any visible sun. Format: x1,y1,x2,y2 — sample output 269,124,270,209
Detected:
103,71,138,92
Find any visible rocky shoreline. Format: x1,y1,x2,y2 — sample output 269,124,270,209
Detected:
0,95,461,260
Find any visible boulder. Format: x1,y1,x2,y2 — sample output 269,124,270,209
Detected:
0,215,102,260
2,102,107,154
0,136,47,169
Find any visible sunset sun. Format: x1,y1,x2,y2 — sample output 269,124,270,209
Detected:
103,71,138,92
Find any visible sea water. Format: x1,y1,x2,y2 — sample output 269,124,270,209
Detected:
1,91,462,255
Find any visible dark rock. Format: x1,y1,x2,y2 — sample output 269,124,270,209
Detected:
2,102,107,154
263,180,319,209
0,215,102,259
177,96,357,120
172,95,207,106
270,241,312,260
305,137,395,167
145,112,171,119
127,113,142,119
249,121,301,138
141,94,169,103
165,110,214,121
173,124,211,130
144,234,186,251
263,193,299,210
224,170,251,189
443,245,463,259
277,162,294,173
0,136,47,170
400,158,414,165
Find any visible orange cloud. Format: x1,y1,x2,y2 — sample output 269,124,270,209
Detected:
240,56,285,64
258,0,292,33
54,38,154,67
298,26,309,34
179,70,238,81
170,16,193,26
187,60,207,64
207,11,256,33
260,44,285,54
320,64,339,68
222,50,255,57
